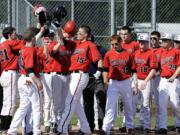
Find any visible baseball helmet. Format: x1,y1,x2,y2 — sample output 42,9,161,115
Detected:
33,4,47,17
53,5,67,22
63,20,76,38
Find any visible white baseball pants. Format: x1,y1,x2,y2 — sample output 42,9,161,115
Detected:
0,70,18,116
41,73,53,126
102,78,134,134
57,72,91,134
151,75,160,129
159,77,180,129
7,75,41,135
137,79,151,129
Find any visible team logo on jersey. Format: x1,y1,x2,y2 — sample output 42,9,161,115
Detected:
161,56,174,66
135,58,145,64
110,59,127,66
73,48,85,55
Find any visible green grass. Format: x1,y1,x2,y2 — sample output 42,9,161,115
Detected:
71,114,175,128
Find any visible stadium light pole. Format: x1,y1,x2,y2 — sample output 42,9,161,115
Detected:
151,0,156,30
111,0,115,35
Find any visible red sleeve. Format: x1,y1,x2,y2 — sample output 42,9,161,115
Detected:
48,41,57,55
176,49,180,66
88,42,102,63
9,40,24,51
24,48,35,69
103,52,110,68
150,52,158,69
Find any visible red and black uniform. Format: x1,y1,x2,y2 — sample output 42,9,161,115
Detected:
160,48,180,78
20,46,41,77
104,48,135,81
122,41,139,54
69,40,101,72
134,49,158,79
0,40,24,71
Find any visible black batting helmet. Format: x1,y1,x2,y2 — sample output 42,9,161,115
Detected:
53,5,67,22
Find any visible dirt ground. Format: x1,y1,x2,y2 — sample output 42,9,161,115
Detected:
13,127,180,135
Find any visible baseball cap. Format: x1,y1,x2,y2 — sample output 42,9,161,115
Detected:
174,34,180,42
161,33,173,40
137,33,149,41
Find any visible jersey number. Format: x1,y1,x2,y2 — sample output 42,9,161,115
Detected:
0,49,10,62
168,64,176,70
141,67,148,73
77,57,84,64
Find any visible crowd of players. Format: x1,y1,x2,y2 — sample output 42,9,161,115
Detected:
0,22,179,135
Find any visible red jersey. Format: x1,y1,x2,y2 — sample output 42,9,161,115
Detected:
69,40,102,72
0,40,24,71
150,47,164,70
104,48,135,80
122,41,139,54
160,48,180,77
48,41,71,73
134,49,158,80
20,46,41,77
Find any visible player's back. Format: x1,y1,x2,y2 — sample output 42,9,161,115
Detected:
0,40,19,71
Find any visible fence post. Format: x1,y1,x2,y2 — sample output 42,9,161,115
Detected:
16,0,19,33
71,0,75,20
151,0,156,31
111,0,115,35
12,0,16,27
8,0,12,26
26,5,30,28
123,0,127,26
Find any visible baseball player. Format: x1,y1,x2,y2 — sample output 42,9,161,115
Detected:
155,33,180,134
118,26,140,132
82,34,107,132
133,33,158,133
7,28,43,135
101,35,135,135
174,34,180,49
46,28,71,133
150,31,163,130
0,27,24,133
156,33,180,134
40,29,56,134
56,25,103,135
173,34,180,133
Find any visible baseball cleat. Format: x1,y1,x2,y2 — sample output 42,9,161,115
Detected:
127,128,135,134
176,127,180,134
76,130,91,135
119,126,126,133
155,128,167,134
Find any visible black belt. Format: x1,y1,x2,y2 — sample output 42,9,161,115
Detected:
56,72,69,75
43,72,51,74
71,70,87,73
163,76,178,79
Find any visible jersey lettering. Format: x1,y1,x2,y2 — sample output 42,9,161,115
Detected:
0,49,10,62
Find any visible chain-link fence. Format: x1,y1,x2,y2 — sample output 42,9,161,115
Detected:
0,0,180,48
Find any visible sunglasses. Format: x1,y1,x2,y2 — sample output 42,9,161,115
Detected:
174,40,180,43
111,43,119,46
150,37,158,40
